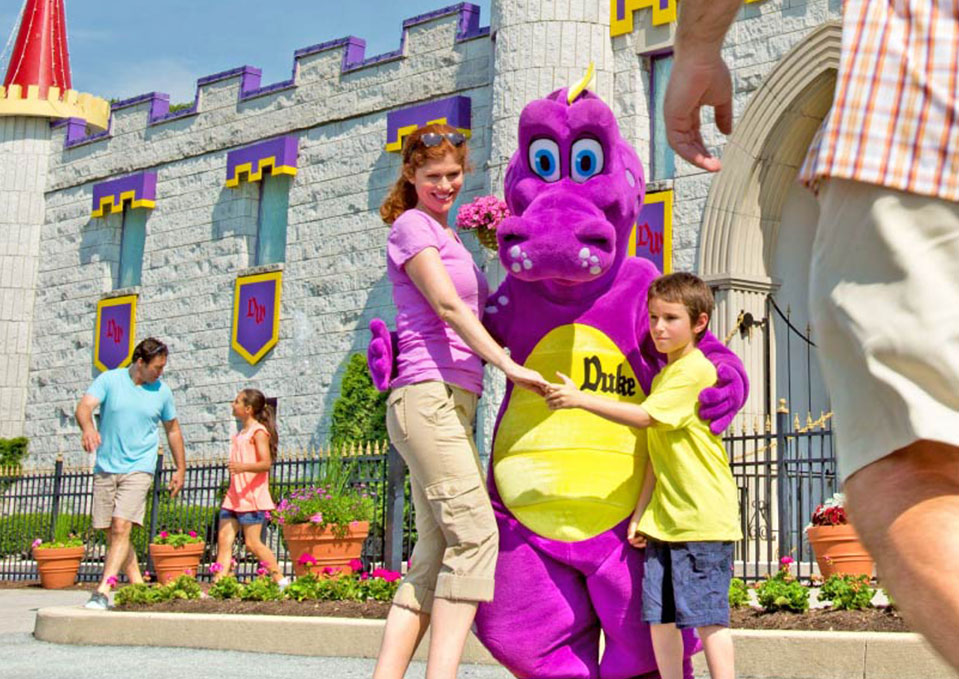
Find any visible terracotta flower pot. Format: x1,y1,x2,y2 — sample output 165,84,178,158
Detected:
33,546,84,589
149,541,205,584
807,524,874,578
283,521,370,576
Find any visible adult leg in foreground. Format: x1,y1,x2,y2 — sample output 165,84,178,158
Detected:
845,443,959,670
810,179,959,671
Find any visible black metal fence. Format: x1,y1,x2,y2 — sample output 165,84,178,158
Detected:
1,411,834,585
727,402,836,581
0,441,414,583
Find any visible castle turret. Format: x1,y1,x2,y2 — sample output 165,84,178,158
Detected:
0,0,109,438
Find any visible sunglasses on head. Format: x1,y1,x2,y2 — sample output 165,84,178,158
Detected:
418,131,466,148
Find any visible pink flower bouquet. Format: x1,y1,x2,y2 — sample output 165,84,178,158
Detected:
456,195,511,251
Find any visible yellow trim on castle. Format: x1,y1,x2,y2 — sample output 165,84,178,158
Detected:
90,190,157,218
0,84,110,130
225,156,298,188
384,118,472,153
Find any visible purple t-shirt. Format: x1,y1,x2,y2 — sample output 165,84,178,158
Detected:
387,209,489,395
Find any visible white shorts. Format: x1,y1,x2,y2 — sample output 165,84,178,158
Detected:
810,178,959,482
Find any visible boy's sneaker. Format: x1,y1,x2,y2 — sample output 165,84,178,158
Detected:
84,592,109,610
277,577,290,593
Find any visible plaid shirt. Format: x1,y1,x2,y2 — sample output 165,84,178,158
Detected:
799,0,959,202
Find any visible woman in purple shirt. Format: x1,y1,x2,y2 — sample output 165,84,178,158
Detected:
373,124,548,679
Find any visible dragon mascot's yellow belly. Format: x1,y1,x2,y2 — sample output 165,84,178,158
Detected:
493,323,648,542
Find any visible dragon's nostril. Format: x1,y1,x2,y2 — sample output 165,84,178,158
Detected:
580,235,610,251
501,233,526,246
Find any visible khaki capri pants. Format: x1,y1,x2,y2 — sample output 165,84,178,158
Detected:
386,381,497,612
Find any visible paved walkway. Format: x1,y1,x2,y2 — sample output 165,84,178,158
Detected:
0,590,512,679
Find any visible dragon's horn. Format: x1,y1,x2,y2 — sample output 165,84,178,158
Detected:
567,62,595,104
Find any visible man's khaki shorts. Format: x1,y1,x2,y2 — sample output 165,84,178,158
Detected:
810,178,959,482
92,472,154,529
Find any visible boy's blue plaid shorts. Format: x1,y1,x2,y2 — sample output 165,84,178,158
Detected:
642,539,734,629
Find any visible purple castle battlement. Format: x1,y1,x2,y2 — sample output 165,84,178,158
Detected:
53,3,488,150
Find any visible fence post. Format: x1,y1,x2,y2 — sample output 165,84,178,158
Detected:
775,399,792,561
49,455,64,542
384,443,406,572
146,447,164,574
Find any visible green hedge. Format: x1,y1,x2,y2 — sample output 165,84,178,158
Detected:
329,353,388,448
0,437,27,468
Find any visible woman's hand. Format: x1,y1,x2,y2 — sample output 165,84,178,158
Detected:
227,460,246,475
505,363,550,396
545,372,583,410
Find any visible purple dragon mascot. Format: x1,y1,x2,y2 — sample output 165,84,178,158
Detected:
369,84,747,679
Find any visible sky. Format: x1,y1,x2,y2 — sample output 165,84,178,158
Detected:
0,0,492,104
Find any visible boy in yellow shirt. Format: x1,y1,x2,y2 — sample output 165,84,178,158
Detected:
546,272,741,679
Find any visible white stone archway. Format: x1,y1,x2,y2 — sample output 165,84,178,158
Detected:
699,21,842,423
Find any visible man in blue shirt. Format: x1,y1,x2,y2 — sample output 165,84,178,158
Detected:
75,338,186,609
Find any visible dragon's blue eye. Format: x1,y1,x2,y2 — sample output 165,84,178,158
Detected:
571,138,604,183
529,138,561,182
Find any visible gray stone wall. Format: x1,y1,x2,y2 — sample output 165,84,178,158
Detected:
9,0,843,467
0,117,49,439
24,11,492,466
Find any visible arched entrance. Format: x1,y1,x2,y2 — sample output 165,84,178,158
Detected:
699,21,842,424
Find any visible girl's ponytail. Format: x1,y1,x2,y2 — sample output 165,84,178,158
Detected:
240,388,278,460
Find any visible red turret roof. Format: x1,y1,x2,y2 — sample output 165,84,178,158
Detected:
3,0,71,96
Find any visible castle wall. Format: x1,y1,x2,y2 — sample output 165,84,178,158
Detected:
24,7,492,465
10,0,843,466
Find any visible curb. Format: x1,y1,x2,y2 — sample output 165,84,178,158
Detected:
34,606,956,679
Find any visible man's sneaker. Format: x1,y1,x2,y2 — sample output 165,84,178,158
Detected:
84,592,109,610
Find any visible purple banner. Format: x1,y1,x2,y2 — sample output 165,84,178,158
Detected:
630,190,672,274
94,296,136,372
232,272,281,364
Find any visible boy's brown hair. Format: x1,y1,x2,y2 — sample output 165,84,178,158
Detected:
647,272,714,342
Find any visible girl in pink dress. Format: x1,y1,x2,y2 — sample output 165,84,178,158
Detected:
213,388,287,588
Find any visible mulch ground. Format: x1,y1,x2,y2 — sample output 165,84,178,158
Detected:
730,606,910,633
2,580,910,632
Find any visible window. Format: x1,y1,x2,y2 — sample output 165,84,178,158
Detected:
650,52,676,181
255,175,290,265
117,209,147,288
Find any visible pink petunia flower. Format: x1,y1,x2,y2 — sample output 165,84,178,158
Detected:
159,531,169,539
297,553,317,566
360,572,370,581
188,531,198,538
209,562,223,574
780,556,795,566
348,558,364,572
31,538,42,548
309,513,323,524
106,575,118,589
372,568,402,582
184,568,193,576
256,566,268,576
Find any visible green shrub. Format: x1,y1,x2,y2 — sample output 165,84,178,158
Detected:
329,353,388,448
0,437,28,468
115,583,163,606
756,568,810,613
729,578,750,608
209,575,243,600
165,574,203,600
0,513,94,557
818,574,875,611
240,575,281,601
